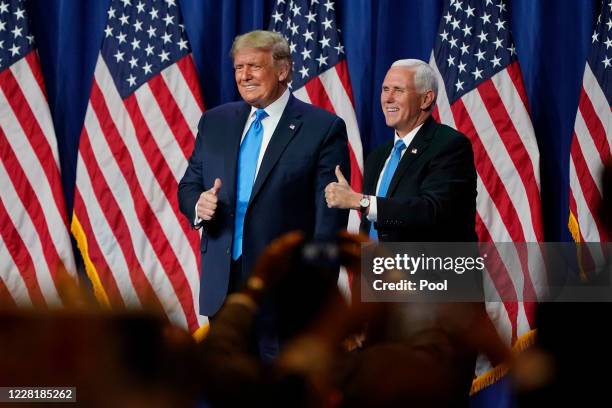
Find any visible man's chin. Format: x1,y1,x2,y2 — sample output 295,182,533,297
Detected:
239,93,260,105
384,118,396,128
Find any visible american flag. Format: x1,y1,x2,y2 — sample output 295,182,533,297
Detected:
71,0,206,333
430,0,545,375
269,0,363,235
568,0,611,259
0,0,76,307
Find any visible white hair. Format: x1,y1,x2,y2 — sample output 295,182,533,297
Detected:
391,59,438,96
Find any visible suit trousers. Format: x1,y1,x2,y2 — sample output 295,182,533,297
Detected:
220,256,280,362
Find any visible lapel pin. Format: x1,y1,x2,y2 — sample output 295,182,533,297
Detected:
411,148,418,154
289,124,296,130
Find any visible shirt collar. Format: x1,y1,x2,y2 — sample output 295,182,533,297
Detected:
394,122,424,148
249,87,291,120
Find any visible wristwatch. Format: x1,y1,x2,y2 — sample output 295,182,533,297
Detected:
359,195,370,212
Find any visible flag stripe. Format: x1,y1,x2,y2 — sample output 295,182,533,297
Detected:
499,64,542,190
319,65,364,175
72,195,126,308
430,55,457,128
92,61,201,330
10,55,61,170
0,266,20,309
569,9,612,258
504,61,531,115
292,86,311,103
476,176,530,328
77,128,167,313
74,150,142,306
578,87,612,166
0,126,63,282
0,197,46,308
0,159,59,306
72,0,206,331
570,157,602,241
0,89,74,274
131,85,188,181
477,214,519,342
124,93,200,258
462,88,531,242
88,83,197,331
161,58,203,141
175,55,205,112
477,80,541,238
146,73,193,160
334,60,357,107
582,62,612,148
304,76,336,114
91,58,199,274
23,51,48,100
451,99,525,241
462,85,539,319
0,7,76,307
478,232,520,337
94,57,201,276
0,68,66,219
432,1,544,378
570,134,606,240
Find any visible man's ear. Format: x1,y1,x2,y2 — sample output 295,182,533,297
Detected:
277,61,290,82
421,90,435,111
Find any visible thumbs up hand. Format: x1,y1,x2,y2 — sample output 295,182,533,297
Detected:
324,165,361,209
197,178,222,221
335,165,349,186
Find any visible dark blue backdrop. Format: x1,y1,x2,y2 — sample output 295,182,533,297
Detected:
26,0,598,241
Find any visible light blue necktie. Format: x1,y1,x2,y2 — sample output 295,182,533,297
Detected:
232,108,268,260
370,139,406,240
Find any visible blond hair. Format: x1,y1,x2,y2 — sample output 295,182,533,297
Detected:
231,30,292,82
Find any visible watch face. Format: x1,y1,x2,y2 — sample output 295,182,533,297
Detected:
360,197,369,207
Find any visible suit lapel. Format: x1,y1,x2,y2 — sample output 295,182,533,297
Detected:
223,103,251,205
249,95,302,206
386,117,436,196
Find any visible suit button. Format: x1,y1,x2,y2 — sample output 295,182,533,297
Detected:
226,247,230,255
230,213,234,218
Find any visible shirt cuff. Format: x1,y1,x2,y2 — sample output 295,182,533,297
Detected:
366,195,377,222
194,202,202,226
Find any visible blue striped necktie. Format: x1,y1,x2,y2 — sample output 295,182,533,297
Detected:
232,108,268,260
370,139,406,240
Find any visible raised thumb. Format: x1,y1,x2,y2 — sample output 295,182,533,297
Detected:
335,165,348,184
211,178,222,194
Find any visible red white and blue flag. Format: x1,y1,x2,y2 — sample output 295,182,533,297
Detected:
568,0,611,258
0,0,76,308
71,0,206,333
430,0,545,380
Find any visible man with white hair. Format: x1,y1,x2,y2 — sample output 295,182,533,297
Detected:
326,59,477,242
325,59,485,405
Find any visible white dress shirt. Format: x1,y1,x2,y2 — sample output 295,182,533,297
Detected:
194,88,291,224
241,87,290,177
367,123,424,222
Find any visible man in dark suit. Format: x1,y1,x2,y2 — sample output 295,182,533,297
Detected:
178,31,350,331
325,59,477,242
325,60,485,404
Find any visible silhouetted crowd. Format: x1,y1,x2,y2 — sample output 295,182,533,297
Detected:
1,162,611,408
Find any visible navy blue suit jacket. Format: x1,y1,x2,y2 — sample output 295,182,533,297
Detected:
360,117,477,242
178,95,350,316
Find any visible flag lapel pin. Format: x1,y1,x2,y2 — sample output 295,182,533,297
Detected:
411,148,418,154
